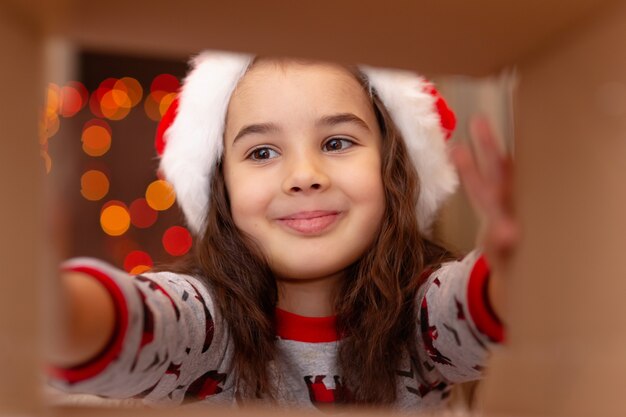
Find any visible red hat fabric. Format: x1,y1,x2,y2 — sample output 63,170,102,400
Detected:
155,97,178,157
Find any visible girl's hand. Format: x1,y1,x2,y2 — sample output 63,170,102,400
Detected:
450,116,519,319
47,272,116,368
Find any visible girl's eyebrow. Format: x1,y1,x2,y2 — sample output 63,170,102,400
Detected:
233,122,280,144
232,113,371,145
316,113,371,132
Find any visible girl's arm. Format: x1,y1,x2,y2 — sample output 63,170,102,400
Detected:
413,117,516,385
415,251,503,385
450,116,519,324
47,258,226,404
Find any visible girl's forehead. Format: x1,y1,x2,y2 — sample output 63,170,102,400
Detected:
227,60,374,125
233,60,370,107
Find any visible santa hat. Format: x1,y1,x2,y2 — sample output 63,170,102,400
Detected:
156,50,458,238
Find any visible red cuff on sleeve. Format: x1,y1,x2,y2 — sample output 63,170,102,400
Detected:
467,256,505,343
48,265,129,383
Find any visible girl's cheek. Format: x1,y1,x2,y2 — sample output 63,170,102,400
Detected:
229,173,273,214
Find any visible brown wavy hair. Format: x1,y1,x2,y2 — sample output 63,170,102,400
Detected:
167,62,454,404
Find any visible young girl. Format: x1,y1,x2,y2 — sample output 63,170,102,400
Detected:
49,51,516,411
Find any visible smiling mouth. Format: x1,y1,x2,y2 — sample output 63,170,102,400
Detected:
276,211,341,234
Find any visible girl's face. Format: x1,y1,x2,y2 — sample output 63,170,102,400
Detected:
223,60,385,281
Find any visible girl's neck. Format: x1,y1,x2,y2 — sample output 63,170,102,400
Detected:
276,272,342,317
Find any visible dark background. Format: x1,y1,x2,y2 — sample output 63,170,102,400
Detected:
48,50,190,270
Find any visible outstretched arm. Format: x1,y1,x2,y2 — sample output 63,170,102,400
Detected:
47,259,224,404
411,117,515,385
450,117,519,322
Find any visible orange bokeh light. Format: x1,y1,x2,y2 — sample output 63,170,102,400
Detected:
130,265,152,275
145,179,176,211
112,87,132,107
46,83,60,116
99,89,119,110
80,170,110,201
144,92,162,121
82,121,112,157
100,203,131,236
45,113,60,139
100,89,131,120
89,77,136,121
118,77,143,107
159,92,177,118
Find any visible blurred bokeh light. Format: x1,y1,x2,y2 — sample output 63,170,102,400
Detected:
162,226,192,256
118,77,143,107
129,198,158,228
44,84,61,139
105,236,140,267
59,81,88,117
145,179,176,211
80,170,110,201
88,77,144,121
123,250,153,274
100,201,131,236
82,119,112,157
144,73,179,121
44,50,187,270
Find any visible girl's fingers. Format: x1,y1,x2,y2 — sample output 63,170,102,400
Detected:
489,216,520,253
450,143,500,220
453,116,519,260
469,116,506,185
468,116,516,218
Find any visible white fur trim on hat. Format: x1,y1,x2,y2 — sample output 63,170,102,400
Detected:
159,52,457,237
160,51,253,236
360,66,459,234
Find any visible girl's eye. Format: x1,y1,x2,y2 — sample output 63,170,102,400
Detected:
248,147,279,161
323,137,354,152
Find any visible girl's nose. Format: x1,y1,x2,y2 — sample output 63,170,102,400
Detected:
282,152,330,194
